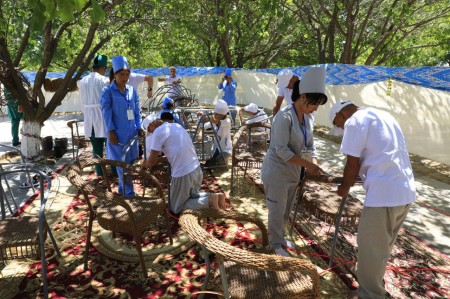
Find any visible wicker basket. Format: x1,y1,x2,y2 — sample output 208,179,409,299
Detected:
0,217,43,260
193,135,214,160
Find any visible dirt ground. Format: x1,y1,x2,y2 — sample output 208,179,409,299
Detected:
314,125,450,185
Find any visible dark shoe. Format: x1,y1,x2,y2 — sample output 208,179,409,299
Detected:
12,142,21,146
19,175,40,189
204,156,226,168
41,166,53,176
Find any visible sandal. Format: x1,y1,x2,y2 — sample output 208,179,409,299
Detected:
19,178,40,189
41,166,53,176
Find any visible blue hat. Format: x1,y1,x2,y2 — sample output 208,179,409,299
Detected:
162,97,174,109
225,68,232,77
112,56,129,73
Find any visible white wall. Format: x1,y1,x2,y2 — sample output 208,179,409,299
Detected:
319,81,450,166
53,71,450,165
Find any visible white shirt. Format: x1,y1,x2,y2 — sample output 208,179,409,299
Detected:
340,108,416,207
245,109,269,125
145,133,153,159
164,75,182,97
128,73,146,91
150,122,200,178
204,118,232,154
78,72,110,138
244,110,271,138
277,86,293,105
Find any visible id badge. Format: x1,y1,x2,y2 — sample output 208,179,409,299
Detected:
127,109,134,120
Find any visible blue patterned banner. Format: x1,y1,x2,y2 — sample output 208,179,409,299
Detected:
22,64,450,92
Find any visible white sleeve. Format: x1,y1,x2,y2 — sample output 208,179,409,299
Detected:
128,73,145,87
149,127,167,152
340,117,367,158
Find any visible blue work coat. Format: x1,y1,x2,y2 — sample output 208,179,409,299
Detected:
101,82,141,163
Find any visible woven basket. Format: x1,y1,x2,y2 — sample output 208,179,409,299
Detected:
0,217,43,260
193,135,214,160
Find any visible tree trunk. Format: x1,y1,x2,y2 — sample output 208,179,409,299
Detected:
20,120,43,161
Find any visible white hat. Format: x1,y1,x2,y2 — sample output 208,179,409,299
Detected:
328,101,354,136
215,99,229,115
243,103,258,113
277,69,293,89
299,67,326,94
142,114,159,131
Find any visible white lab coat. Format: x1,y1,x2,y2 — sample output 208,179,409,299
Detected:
78,72,110,138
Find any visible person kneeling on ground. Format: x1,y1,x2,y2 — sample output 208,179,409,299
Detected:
199,99,232,168
141,118,227,214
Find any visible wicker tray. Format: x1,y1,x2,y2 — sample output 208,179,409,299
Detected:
302,181,363,228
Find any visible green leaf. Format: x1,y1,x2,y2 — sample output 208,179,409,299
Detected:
29,2,47,31
89,0,106,22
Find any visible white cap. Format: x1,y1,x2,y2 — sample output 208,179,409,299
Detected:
299,67,326,94
142,114,159,131
328,101,354,136
243,103,258,113
215,99,229,115
277,69,293,89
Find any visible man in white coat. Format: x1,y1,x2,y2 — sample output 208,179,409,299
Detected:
78,54,110,175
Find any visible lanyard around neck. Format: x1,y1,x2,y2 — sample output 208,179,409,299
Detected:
116,83,131,109
292,103,307,147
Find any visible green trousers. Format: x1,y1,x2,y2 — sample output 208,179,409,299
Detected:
7,105,23,145
90,128,106,176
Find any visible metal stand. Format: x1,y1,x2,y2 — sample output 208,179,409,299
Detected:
328,195,348,267
181,107,228,170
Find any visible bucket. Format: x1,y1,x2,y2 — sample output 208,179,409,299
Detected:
54,137,68,158
41,136,53,151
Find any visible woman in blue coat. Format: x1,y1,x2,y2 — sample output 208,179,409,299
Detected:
101,56,143,196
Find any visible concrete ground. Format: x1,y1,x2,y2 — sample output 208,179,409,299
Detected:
1,113,449,256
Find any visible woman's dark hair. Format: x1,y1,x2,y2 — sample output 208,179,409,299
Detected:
109,68,128,83
291,80,327,105
109,68,115,83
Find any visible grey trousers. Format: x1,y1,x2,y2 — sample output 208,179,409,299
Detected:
263,182,298,248
170,166,209,214
357,204,411,299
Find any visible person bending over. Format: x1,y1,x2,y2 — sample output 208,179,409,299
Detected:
141,119,226,214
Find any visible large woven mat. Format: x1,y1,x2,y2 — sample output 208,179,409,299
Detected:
91,220,194,262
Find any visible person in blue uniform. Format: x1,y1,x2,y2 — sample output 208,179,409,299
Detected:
159,97,185,127
101,55,143,196
218,68,237,121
